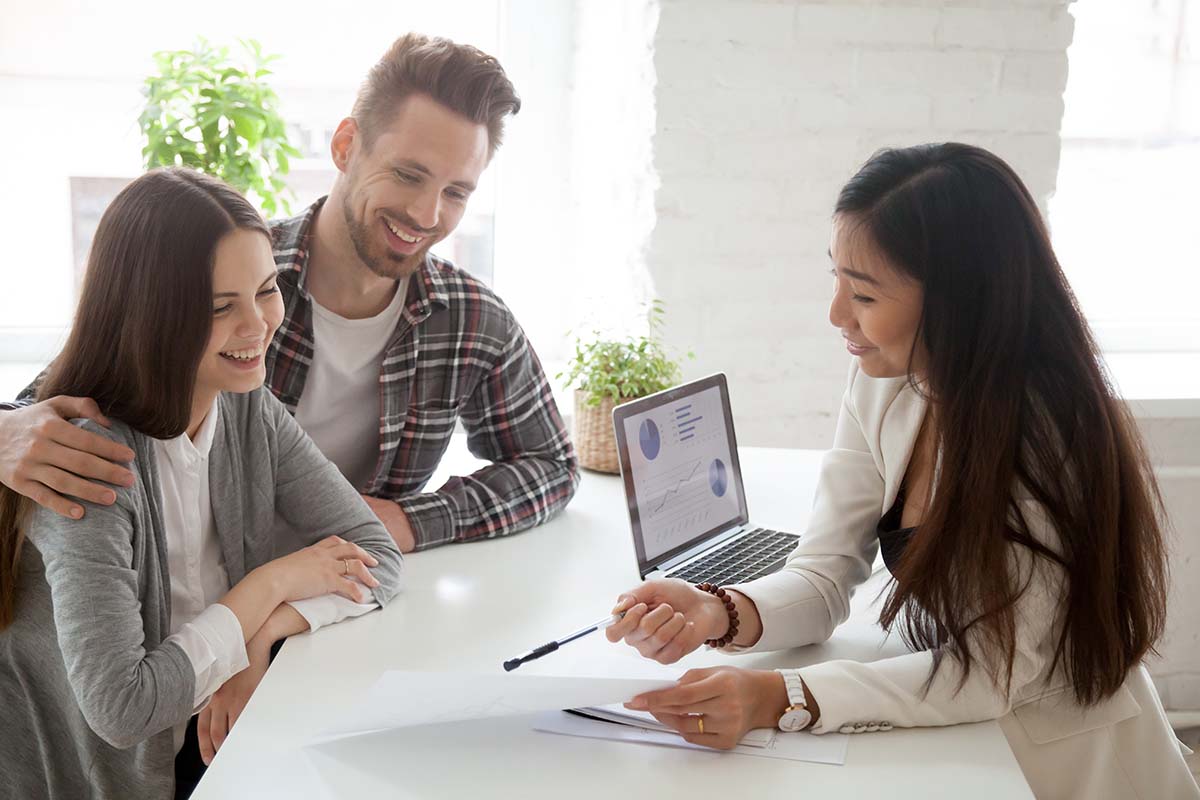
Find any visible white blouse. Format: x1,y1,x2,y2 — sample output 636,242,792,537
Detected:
154,398,378,753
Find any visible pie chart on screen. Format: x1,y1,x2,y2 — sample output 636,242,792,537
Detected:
639,419,661,460
710,459,728,497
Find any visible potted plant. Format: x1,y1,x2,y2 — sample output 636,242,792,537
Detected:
138,38,300,216
558,302,692,473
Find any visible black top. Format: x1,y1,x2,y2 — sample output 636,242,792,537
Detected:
877,486,916,577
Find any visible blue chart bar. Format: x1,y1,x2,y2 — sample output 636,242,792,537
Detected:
679,434,695,441
675,404,692,413
678,426,695,435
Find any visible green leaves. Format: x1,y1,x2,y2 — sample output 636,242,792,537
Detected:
556,301,694,406
139,38,298,217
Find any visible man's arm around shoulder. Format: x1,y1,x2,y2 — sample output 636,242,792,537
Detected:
0,396,136,519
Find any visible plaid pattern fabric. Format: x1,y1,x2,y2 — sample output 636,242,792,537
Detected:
266,198,578,550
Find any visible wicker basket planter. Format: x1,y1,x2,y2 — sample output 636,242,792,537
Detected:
574,390,637,474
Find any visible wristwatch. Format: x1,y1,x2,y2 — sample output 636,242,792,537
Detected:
775,670,813,732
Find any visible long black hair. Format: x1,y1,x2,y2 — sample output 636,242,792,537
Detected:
836,143,1167,705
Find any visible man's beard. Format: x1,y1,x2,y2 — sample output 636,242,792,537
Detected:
341,192,432,280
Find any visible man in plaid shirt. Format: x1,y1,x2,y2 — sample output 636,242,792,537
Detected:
0,34,578,552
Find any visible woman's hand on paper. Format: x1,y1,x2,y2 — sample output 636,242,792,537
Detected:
263,535,381,604
624,666,790,750
605,579,727,664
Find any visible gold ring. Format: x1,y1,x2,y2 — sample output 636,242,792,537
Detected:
342,559,350,575
697,715,705,735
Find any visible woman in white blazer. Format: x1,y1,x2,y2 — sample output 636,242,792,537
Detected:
605,143,1199,799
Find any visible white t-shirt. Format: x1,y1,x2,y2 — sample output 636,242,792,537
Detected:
295,278,408,491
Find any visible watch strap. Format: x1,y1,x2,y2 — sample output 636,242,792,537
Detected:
777,669,807,709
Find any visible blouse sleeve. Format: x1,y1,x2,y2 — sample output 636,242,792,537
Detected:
796,503,1066,733
725,365,886,653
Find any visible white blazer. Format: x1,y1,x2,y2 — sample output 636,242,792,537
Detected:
729,362,1198,799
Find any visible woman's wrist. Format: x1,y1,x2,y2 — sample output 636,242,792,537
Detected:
725,589,764,647
249,561,289,607
698,588,734,641
752,670,792,730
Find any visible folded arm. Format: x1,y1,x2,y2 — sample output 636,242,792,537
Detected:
390,318,579,551
267,391,404,609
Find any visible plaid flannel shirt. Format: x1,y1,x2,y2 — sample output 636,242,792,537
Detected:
4,197,579,551
266,198,579,549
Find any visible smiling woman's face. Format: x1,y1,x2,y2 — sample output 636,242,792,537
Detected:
828,215,927,379
193,228,284,400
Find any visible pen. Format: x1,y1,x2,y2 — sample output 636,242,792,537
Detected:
503,612,626,672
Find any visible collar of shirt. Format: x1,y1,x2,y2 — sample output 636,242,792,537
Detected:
156,395,221,472
271,195,452,327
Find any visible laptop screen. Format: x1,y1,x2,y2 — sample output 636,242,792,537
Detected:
612,374,749,575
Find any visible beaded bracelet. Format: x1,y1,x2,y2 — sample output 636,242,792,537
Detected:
696,582,739,648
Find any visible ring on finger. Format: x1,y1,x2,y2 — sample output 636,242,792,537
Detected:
342,559,350,575
697,714,705,735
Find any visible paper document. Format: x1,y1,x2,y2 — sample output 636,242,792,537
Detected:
309,671,674,746
534,710,850,764
572,704,774,747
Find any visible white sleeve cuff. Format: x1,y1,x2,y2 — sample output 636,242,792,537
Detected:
286,585,379,634
164,603,249,711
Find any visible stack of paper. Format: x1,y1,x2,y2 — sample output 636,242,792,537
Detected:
534,710,850,765
305,670,848,766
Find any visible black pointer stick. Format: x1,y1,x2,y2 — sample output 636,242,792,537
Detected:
503,613,626,672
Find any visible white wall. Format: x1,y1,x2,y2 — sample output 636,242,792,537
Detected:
649,0,1074,449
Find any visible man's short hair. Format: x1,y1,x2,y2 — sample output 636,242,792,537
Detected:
352,32,521,159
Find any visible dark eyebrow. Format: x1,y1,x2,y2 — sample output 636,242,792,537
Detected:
395,159,476,193
213,273,275,300
827,249,881,287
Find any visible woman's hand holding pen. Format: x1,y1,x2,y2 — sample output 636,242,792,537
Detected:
606,578,745,664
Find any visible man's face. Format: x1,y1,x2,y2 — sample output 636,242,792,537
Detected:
337,93,489,280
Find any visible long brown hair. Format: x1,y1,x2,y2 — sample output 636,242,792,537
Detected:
837,143,1168,705
0,167,268,629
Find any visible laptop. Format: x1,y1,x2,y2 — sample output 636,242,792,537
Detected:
612,373,800,585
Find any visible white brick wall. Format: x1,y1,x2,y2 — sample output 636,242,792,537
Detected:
649,0,1075,448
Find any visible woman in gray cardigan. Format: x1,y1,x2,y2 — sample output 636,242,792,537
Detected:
0,168,404,800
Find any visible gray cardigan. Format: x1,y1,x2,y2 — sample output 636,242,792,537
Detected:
0,387,404,800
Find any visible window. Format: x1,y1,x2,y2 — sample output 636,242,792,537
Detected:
1050,0,1200,353
0,2,658,404
0,2,506,400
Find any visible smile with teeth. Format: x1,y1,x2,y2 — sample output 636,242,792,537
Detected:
220,343,265,361
385,218,423,244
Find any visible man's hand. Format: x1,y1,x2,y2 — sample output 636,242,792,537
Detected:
0,397,135,519
362,494,416,552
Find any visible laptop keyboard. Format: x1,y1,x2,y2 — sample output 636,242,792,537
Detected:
669,529,800,586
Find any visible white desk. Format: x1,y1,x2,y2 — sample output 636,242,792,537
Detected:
194,447,1032,799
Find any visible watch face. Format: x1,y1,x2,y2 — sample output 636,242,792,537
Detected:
778,708,812,733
